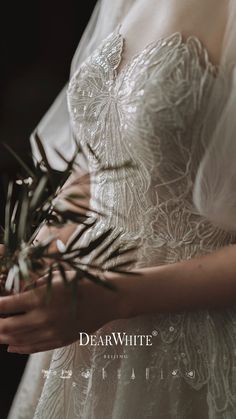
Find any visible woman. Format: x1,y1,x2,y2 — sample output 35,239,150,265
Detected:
3,0,236,417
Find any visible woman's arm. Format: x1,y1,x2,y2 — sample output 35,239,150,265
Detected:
107,243,236,318
1,243,236,354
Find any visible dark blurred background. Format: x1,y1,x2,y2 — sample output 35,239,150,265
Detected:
0,1,96,417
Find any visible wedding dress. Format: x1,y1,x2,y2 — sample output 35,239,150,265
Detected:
7,1,236,418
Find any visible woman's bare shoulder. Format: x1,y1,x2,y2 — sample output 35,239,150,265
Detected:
119,0,229,66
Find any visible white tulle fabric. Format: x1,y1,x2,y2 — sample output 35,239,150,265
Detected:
7,1,236,418
192,0,236,230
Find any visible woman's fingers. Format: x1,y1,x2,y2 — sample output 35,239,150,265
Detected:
0,309,46,336
0,326,55,346
7,339,66,354
0,287,44,315
33,276,49,288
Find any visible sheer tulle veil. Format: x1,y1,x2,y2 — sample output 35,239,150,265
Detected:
192,0,236,231
30,0,131,172
32,0,236,231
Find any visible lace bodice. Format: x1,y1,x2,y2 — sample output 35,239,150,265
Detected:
8,27,236,419
67,27,235,268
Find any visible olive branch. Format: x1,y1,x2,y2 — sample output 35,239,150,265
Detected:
0,133,140,307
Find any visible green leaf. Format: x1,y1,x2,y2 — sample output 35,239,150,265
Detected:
57,263,69,287
45,265,53,304
34,132,59,191
63,197,103,217
10,201,19,230
17,191,29,242
34,133,51,171
87,143,101,163
66,220,96,252
103,244,139,264
93,231,122,261
4,181,13,248
106,260,142,276
99,160,136,172
77,268,117,291
30,175,48,210
3,143,35,179
109,268,142,276
18,255,30,281
78,228,113,258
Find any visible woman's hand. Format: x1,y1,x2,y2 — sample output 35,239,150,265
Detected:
0,244,4,256
2,242,236,355
0,245,6,294
0,271,126,354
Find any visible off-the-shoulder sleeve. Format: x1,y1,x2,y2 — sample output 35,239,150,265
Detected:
30,0,105,172
30,84,89,172
30,0,125,172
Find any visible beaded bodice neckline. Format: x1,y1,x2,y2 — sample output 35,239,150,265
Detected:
113,24,219,80
67,21,233,267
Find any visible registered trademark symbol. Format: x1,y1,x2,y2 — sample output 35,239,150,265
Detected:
152,330,158,336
